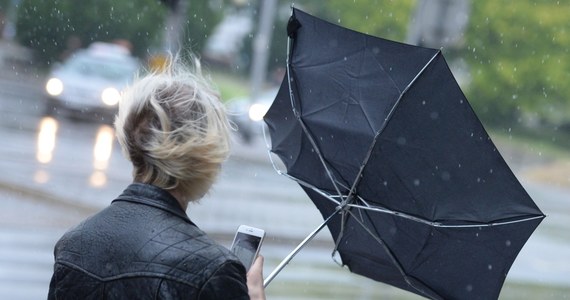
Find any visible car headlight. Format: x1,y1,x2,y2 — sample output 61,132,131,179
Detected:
249,103,270,122
45,78,64,96
101,87,121,106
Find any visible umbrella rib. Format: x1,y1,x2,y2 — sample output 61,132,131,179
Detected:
347,202,545,228
434,215,546,228
346,50,442,200
278,171,343,206
285,36,347,202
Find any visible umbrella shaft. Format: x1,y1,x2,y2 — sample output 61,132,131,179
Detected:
263,212,336,287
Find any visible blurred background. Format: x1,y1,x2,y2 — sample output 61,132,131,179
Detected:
0,0,568,299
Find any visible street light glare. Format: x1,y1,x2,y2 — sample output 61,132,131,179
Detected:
101,87,121,106
249,103,270,122
45,78,63,96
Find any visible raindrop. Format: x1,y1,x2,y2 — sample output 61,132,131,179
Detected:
466,284,473,292
505,240,511,247
413,179,420,186
383,181,388,186
441,171,451,181
475,233,479,237
397,137,406,145
489,169,493,174
422,100,426,105
488,264,493,270
372,47,380,54
343,56,347,61
430,112,439,120
477,177,481,183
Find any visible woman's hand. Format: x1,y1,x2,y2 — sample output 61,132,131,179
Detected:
247,256,266,300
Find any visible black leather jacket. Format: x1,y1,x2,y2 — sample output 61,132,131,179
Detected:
48,183,249,299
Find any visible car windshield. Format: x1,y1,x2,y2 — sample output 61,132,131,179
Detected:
64,54,137,81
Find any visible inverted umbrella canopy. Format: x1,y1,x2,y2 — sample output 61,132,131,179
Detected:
264,8,545,300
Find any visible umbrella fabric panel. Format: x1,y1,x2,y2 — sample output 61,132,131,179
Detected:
286,9,440,189
266,77,351,192
302,187,441,299
291,9,438,96
407,218,543,300
300,187,436,298
263,7,545,300
290,50,400,187
358,53,543,223
268,72,377,192
265,78,303,170
303,186,543,300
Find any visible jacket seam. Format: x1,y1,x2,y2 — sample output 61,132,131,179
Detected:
55,260,200,288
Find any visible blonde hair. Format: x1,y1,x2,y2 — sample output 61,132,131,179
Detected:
115,55,230,202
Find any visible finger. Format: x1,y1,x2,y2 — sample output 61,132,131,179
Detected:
248,255,264,275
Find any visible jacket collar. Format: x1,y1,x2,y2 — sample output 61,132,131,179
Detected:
113,182,194,224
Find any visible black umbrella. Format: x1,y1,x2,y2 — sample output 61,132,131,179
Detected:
262,8,545,300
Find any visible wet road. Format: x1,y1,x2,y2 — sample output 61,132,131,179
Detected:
0,73,569,299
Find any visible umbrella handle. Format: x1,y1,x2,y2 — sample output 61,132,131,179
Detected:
263,212,336,288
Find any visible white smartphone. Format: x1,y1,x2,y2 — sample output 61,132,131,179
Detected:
230,225,265,272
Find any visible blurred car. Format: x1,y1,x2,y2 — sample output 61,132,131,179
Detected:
44,42,139,121
226,88,278,144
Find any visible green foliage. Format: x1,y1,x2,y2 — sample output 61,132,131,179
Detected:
15,0,568,130
14,0,223,66
15,0,166,65
463,0,570,127
0,0,9,11
249,0,415,79
180,1,224,55
322,0,416,42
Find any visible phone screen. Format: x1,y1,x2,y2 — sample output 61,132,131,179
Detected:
231,232,262,271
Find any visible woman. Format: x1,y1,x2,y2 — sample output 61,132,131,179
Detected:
48,56,266,299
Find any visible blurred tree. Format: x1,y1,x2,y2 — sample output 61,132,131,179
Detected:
160,0,180,11
463,0,570,128
179,0,224,55
266,0,570,131
15,0,166,65
323,0,416,42
240,0,414,83
14,0,223,66
0,0,9,37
